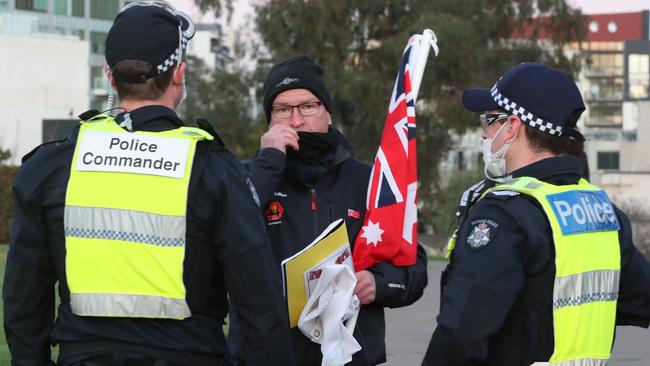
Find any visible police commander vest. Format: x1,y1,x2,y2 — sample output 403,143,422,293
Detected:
485,177,620,366
64,115,212,319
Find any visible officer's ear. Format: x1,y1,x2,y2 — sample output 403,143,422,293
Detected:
171,62,186,86
104,64,117,90
505,114,523,140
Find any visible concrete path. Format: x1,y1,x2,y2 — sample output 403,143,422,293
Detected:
384,261,650,366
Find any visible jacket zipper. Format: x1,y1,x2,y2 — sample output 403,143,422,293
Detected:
311,188,319,237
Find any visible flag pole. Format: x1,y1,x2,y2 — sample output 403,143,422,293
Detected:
411,28,439,102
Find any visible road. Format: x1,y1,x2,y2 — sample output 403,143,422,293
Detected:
384,261,650,366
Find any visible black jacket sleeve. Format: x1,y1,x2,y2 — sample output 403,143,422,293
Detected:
242,148,286,207
212,152,293,366
614,207,650,327
422,196,528,366
3,170,57,366
368,244,428,308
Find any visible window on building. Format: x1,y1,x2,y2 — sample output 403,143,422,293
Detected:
597,152,619,170
587,102,623,126
586,77,623,101
91,65,108,91
72,0,84,17
588,53,624,76
90,0,118,20
42,120,78,144
15,0,48,12
457,151,465,171
53,0,67,15
90,31,107,54
628,54,650,99
0,0,8,11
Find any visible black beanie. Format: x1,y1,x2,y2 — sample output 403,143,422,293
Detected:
263,55,333,122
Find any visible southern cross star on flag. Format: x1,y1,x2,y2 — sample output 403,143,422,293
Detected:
352,36,420,271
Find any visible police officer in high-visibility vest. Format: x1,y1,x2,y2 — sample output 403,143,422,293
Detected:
3,1,292,365
422,62,650,366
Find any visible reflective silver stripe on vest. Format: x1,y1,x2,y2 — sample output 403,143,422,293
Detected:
551,357,609,366
71,293,191,319
64,205,185,247
553,270,619,309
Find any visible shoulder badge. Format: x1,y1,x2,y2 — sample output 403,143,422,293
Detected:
466,218,500,249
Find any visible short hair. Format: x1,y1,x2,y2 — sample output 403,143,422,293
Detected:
112,60,174,100
522,109,584,157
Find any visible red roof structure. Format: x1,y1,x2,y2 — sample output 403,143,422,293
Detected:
513,10,648,42
585,12,645,42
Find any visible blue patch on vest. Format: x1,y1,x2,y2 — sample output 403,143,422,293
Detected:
547,190,620,235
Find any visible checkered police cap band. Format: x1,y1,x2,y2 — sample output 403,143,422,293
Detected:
490,84,564,136
155,33,189,74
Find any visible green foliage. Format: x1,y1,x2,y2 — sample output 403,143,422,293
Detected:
181,56,265,158
193,0,586,230
0,148,10,164
0,166,18,244
192,0,233,21
431,169,484,235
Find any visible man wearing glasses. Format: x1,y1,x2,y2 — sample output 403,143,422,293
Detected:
422,62,650,366
243,55,428,365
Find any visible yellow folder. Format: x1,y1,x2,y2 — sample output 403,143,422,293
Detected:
281,218,351,328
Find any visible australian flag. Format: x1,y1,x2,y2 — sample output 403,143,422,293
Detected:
353,36,419,271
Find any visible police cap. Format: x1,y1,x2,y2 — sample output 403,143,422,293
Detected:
462,62,585,139
105,1,195,82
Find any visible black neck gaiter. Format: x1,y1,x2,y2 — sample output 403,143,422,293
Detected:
285,130,340,189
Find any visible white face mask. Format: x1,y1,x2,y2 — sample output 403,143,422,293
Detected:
482,121,517,182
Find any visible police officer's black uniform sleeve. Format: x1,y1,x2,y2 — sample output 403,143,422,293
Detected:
211,152,293,366
3,170,57,366
242,148,286,206
614,207,650,327
368,244,428,308
422,195,528,366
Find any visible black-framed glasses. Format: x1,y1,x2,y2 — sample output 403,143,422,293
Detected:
271,101,322,119
479,112,509,131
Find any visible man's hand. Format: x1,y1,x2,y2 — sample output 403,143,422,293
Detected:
354,270,376,305
260,125,299,154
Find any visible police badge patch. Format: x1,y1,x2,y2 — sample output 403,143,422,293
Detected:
467,219,499,249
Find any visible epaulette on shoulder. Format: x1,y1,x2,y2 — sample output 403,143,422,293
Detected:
196,118,226,148
22,138,66,163
78,109,102,121
485,190,521,201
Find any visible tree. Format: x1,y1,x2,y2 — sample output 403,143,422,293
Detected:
181,56,264,158
193,0,587,231
0,148,11,164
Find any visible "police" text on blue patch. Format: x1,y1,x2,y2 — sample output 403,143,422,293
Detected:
546,190,620,235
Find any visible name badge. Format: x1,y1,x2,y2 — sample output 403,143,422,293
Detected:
76,131,191,179
547,190,620,235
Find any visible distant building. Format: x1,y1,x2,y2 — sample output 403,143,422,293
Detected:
442,10,650,207
0,0,236,165
575,11,650,205
188,23,234,72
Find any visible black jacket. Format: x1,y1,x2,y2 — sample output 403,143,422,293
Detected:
423,156,650,366
3,106,292,366
244,129,428,366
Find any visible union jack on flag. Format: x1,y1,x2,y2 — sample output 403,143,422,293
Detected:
352,36,421,271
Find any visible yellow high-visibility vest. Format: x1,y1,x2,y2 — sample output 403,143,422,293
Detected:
484,177,620,366
64,114,212,319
